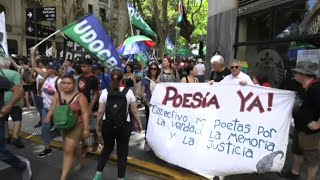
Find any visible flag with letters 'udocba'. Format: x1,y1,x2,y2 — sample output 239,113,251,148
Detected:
61,14,121,69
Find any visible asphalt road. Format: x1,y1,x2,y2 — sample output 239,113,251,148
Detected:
0,139,160,180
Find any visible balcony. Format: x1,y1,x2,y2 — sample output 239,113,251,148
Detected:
99,0,109,5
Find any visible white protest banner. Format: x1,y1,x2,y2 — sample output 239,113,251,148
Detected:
0,12,8,56
147,83,295,178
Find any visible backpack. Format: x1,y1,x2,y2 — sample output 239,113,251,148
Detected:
21,68,32,83
105,87,129,128
53,93,79,129
0,69,13,85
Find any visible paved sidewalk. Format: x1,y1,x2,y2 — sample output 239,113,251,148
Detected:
7,107,320,180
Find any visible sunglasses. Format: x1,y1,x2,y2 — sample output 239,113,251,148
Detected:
230,66,239,69
150,68,158,70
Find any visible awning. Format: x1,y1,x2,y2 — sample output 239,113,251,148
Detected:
238,0,300,16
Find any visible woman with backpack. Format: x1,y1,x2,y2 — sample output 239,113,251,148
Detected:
141,63,160,151
93,69,142,180
44,75,90,180
30,48,62,158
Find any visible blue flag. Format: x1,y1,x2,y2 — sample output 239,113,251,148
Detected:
62,14,121,69
127,3,157,38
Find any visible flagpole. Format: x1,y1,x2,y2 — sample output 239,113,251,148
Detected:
127,3,134,36
124,54,134,67
32,29,61,49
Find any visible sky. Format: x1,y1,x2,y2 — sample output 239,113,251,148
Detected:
308,0,317,11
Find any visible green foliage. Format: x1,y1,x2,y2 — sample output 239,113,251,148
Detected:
136,0,208,46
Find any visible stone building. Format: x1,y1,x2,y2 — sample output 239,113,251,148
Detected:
0,0,113,56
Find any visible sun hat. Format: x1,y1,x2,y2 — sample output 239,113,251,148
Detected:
291,61,319,76
197,58,203,63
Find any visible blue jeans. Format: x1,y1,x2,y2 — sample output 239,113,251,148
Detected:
33,93,43,123
41,108,53,146
0,118,26,170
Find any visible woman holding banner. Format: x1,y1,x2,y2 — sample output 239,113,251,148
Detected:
159,56,180,82
123,63,137,94
180,64,199,83
141,62,160,151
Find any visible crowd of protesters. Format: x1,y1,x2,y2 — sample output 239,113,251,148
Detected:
0,48,320,180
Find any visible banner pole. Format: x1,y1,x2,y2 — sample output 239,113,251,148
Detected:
32,29,61,49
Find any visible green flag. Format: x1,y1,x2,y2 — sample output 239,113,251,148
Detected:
136,52,149,68
128,3,157,39
61,14,121,69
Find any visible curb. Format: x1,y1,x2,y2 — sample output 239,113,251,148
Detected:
15,130,206,180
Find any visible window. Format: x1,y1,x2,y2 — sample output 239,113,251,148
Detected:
99,8,106,22
88,4,93,13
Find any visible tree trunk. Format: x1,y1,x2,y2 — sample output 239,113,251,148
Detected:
114,0,130,46
152,0,169,60
158,33,166,60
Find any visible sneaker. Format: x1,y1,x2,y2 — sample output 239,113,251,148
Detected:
38,148,52,158
34,122,42,128
21,158,32,180
93,173,102,180
279,170,300,179
12,138,25,148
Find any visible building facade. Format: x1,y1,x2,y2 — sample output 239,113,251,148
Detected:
206,0,320,86
0,0,114,57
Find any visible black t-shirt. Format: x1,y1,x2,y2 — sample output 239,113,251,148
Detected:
0,76,13,110
78,73,99,103
293,80,320,134
210,68,231,82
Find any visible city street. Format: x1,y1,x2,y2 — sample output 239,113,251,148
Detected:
0,139,159,180
0,107,318,180
1,0,320,180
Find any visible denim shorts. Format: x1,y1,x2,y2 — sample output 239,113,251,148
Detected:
292,129,320,167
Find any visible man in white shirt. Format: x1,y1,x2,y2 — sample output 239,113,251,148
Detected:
220,59,253,85
195,58,205,82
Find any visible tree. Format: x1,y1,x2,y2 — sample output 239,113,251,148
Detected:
135,0,208,58
112,0,130,46
177,0,208,45
152,0,169,59
60,0,84,25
